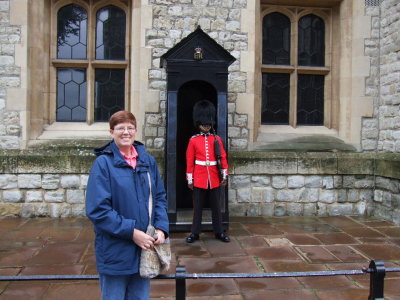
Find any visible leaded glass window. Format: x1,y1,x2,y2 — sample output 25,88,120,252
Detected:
262,12,290,65
262,73,290,124
298,14,325,67
96,6,126,60
57,4,87,59
297,74,324,125
57,68,87,121
95,69,125,121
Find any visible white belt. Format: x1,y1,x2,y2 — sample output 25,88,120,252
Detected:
195,160,217,166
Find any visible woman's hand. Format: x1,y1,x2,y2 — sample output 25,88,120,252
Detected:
154,229,166,245
133,229,155,250
220,179,227,186
188,183,194,190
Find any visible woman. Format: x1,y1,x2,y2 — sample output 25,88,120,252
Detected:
86,110,169,300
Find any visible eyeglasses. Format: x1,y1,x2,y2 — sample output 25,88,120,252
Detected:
113,127,136,133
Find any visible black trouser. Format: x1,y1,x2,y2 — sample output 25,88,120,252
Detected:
191,187,222,235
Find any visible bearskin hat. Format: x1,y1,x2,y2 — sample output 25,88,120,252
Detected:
193,100,216,127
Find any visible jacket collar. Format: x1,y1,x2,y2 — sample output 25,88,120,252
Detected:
94,140,149,169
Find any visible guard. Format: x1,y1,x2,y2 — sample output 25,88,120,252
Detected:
185,100,230,243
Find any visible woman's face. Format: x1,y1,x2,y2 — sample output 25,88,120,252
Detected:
110,121,136,150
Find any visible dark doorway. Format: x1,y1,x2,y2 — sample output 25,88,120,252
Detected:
176,81,217,212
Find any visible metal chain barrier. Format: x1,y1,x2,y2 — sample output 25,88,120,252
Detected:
1,260,399,300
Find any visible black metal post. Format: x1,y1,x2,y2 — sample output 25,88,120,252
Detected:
368,260,385,300
175,265,186,300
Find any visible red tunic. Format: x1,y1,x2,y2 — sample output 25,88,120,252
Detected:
186,133,228,189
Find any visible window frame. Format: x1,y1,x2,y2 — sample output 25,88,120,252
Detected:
260,6,333,128
50,0,131,124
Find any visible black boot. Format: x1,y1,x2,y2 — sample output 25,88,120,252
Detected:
215,233,230,242
186,233,200,243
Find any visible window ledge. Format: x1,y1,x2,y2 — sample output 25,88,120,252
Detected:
37,122,110,140
253,126,356,152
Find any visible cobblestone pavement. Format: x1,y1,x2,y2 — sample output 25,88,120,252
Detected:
0,216,400,299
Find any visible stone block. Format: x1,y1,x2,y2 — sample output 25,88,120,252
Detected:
26,190,43,202
0,174,17,189
298,153,337,175
44,190,64,203
247,203,260,216
320,189,335,204
229,203,247,216
304,203,317,216
66,190,85,204
42,174,60,190
20,203,34,217
60,175,80,188
354,176,375,188
305,176,322,188
348,189,359,203
237,188,251,202
274,204,286,217
71,204,86,217
251,175,270,187
230,175,250,188
260,203,274,216
0,203,20,216
288,175,305,188
18,174,41,188
299,188,318,203
327,204,353,216
277,189,301,202
337,189,348,203
272,176,286,188
3,190,22,202
322,176,334,189
286,203,303,216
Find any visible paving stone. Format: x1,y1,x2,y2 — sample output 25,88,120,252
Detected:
297,275,357,290
25,242,89,265
42,282,100,300
241,223,283,235
246,246,302,261
186,278,239,297
341,227,386,238
314,232,359,245
325,245,368,262
0,283,48,300
295,246,342,263
285,234,323,245
316,288,369,300
243,288,320,300
352,244,400,260
235,277,302,291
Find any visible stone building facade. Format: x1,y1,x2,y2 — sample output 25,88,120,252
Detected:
0,0,399,225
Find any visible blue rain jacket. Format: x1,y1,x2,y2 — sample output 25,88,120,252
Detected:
86,140,169,275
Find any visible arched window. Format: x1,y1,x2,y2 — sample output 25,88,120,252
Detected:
298,14,325,66
95,5,126,60
57,4,87,59
262,12,290,65
53,2,129,123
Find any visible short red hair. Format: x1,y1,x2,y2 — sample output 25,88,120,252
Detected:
109,111,137,129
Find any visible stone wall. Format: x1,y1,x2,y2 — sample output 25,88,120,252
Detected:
362,0,400,152
0,0,21,149
144,0,249,150
1,150,399,225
